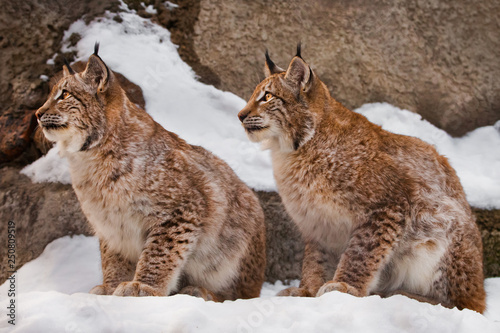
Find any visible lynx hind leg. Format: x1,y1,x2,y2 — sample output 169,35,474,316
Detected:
278,241,338,297
177,220,265,302
90,240,136,295
446,228,486,313
233,210,267,300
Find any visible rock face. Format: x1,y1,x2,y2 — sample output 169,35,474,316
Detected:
256,191,304,283
475,208,500,279
0,110,37,164
190,0,500,137
0,167,91,284
0,0,120,164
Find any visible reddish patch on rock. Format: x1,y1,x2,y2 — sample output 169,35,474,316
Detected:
0,109,37,163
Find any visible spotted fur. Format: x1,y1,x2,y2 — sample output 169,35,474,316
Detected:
36,49,266,301
238,49,485,313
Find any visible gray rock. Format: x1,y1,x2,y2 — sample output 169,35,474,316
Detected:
0,167,91,283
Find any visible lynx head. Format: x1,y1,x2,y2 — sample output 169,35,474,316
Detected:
238,45,329,152
36,43,117,153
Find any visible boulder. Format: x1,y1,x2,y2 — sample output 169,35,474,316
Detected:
0,167,91,284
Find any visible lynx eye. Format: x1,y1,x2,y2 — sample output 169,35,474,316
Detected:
59,90,71,100
264,92,274,102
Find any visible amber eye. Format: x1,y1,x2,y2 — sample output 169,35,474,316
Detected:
60,91,71,100
264,93,273,102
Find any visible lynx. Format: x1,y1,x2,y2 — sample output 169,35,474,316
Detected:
238,45,485,313
36,44,266,301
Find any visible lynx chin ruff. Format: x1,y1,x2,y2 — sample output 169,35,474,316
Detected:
238,45,485,313
36,44,266,301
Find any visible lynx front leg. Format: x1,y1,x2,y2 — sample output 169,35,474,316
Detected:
278,241,337,297
113,217,198,297
317,210,403,297
89,241,136,295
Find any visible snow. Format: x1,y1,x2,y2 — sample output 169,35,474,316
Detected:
141,2,157,15
9,7,500,331
21,144,71,184
1,235,499,332
45,53,56,66
164,1,179,10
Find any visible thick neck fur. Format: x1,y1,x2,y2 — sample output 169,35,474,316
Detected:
268,79,353,157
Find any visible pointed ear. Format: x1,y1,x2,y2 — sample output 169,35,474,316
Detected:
62,58,75,77
264,50,285,77
285,56,312,91
82,47,110,93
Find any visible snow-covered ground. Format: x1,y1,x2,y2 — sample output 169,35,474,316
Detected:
7,3,500,332
1,235,499,332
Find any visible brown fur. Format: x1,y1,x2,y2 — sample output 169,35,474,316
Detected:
238,48,485,313
35,49,266,301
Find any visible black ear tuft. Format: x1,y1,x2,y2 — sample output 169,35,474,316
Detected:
296,42,302,59
94,42,100,56
265,49,276,70
63,57,75,75
264,48,285,77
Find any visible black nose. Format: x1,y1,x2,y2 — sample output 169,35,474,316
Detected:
238,109,249,122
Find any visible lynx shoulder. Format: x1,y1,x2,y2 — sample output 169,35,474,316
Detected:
36,45,266,301
238,46,485,312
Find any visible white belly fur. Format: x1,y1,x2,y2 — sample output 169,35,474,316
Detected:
282,192,355,254
76,187,146,263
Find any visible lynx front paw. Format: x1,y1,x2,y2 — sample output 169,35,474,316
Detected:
113,281,162,297
316,281,361,297
277,287,312,297
89,284,115,295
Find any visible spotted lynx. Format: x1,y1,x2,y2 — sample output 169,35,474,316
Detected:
36,45,266,301
238,46,485,312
